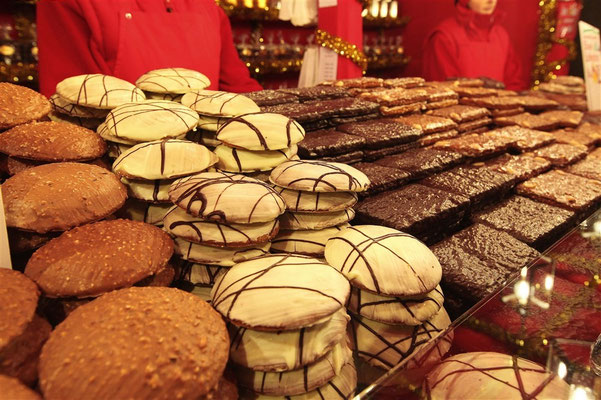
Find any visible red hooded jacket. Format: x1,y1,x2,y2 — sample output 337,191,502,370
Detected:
36,0,262,97
422,0,523,90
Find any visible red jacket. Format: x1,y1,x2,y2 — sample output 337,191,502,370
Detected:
37,0,262,97
422,1,523,90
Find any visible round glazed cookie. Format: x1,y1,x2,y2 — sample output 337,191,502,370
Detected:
273,186,358,213
198,114,230,131
169,172,286,224
235,342,351,396
216,112,305,151
0,270,40,350
181,90,260,117
38,287,229,400
118,200,172,226
423,352,570,400
279,209,356,230
348,285,444,326
271,224,350,257
350,307,451,370
56,74,145,109
48,111,103,131
0,375,42,400
101,101,199,142
112,140,218,180
241,359,357,400
0,121,106,162
211,254,350,330
270,160,370,193
174,237,270,266
2,163,127,233
324,225,442,296
97,122,141,145
49,93,109,119
24,219,174,298
164,206,279,247
215,144,298,173
0,82,51,130
229,308,349,372
121,178,173,203
135,67,210,93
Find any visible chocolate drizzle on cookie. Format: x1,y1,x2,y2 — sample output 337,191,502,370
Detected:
271,160,368,192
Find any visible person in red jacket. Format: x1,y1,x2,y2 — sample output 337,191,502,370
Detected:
36,0,262,97
422,0,523,90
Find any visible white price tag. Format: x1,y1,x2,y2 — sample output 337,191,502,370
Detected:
579,21,601,111
316,47,338,84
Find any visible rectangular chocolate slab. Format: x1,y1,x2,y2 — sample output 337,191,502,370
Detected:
352,162,411,196
374,147,465,180
337,118,422,149
297,129,366,158
246,90,299,107
482,154,552,182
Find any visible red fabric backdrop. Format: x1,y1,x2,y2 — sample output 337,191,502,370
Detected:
398,0,541,89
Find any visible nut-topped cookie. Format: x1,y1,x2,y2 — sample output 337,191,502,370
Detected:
216,113,305,151
38,287,230,400
112,139,218,180
211,254,350,330
0,121,106,162
164,205,279,247
135,67,211,93
101,101,199,143
25,219,174,298
270,160,370,193
169,172,285,223
2,163,127,233
0,82,52,130
181,90,260,117
324,225,442,296
56,74,146,109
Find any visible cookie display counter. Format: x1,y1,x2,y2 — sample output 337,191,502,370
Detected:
356,207,601,399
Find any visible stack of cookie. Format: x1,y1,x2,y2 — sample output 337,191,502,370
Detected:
210,254,357,398
112,138,218,227
181,90,261,149
324,225,452,378
429,104,492,135
269,160,370,257
49,74,146,130
135,67,210,102
213,111,305,174
163,172,286,300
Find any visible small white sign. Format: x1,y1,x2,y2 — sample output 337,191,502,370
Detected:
579,21,601,111
0,186,12,269
316,47,338,84
318,0,337,8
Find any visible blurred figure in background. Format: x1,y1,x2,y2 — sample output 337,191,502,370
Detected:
422,0,523,90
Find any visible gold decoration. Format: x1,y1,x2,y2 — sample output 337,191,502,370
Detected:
531,0,579,88
315,29,368,74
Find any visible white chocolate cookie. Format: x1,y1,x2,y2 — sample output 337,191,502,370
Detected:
101,101,199,142
181,90,260,117
350,307,451,370
121,178,173,203
211,254,350,330
215,144,298,173
56,74,145,109
135,68,210,93
49,94,109,118
279,209,355,230
348,285,444,326
324,225,442,296
271,224,350,257
216,113,305,151
235,342,352,396
229,308,349,371
169,172,286,224
270,160,370,193
174,237,270,266
97,122,139,145
163,206,279,247
274,187,358,213
424,352,570,400
240,359,356,400
113,139,218,180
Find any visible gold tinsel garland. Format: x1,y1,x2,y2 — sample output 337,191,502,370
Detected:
531,0,579,88
315,29,368,74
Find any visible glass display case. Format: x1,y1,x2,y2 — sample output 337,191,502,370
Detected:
356,208,601,399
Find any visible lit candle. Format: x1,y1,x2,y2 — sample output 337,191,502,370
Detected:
390,1,398,18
